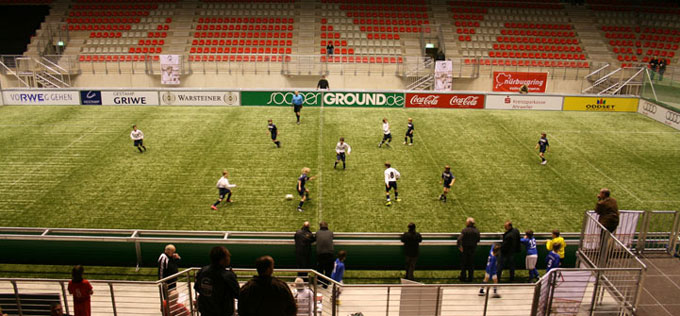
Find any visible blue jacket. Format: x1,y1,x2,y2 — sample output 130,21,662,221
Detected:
485,249,498,276
520,237,538,256
331,259,345,282
546,251,560,273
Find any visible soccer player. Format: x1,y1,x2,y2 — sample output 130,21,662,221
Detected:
439,165,456,202
479,244,501,298
267,119,281,148
211,170,236,210
535,133,549,165
546,243,561,273
334,137,351,170
130,125,146,153
292,91,304,124
384,162,401,206
521,230,539,281
378,118,392,148
297,167,317,212
404,118,414,145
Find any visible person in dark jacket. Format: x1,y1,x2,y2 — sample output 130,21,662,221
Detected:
595,188,619,233
457,217,481,282
238,256,297,316
498,221,521,282
649,56,659,80
400,222,423,281
194,246,240,316
294,221,316,279
158,244,181,289
315,221,334,282
658,58,667,81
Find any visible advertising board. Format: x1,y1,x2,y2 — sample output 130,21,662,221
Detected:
160,91,240,106
2,90,80,105
638,99,680,130
405,93,484,109
80,90,102,105
493,72,548,93
241,91,322,107
563,97,638,112
102,91,160,106
485,95,563,110
322,92,404,107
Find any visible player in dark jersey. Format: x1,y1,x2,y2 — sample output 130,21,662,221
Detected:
439,165,456,202
404,118,414,146
297,167,317,212
535,133,549,165
267,119,281,148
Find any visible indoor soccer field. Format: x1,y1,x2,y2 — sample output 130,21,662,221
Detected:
0,105,678,233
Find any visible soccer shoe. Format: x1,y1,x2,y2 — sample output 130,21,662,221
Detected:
395,198,402,202
378,143,382,148
492,293,501,298
541,160,547,165
297,121,300,125
385,201,392,206
226,199,233,203
408,143,413,146
478,290,485,296
297,207,303,212
403,142,407,145
210,205,218,210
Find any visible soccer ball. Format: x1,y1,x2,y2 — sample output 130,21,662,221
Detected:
285,194,294,200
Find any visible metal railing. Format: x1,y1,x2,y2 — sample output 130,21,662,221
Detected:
635,210,680,255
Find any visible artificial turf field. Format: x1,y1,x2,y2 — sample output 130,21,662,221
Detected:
0,105,678,234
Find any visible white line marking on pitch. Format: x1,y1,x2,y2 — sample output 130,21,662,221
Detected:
316,103,324,223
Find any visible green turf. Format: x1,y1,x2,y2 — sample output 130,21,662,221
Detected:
0,106,678,233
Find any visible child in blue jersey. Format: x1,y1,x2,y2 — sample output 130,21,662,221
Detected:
479,244,501,298
331,250,346,283
521,230,539,281
546,243,561,273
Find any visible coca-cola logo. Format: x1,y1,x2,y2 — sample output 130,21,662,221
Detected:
409,95,440,105
450,96,479,106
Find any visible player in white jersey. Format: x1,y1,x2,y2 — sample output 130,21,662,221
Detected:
384,162,401,206
211,170,236,210
130,125,146,153
334,137,352,170
378,118,392,148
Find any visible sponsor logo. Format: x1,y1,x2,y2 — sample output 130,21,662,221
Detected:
504,96,511,104
563,97,638,112
493,72,548,93
666,111,680,124
642,101,657,114
323,93,404,107
161,92,237,105
449,95,480,107
266,91,321,106
8,93,74,103
409,94,439,106
80,90,102,105
406,93,484,109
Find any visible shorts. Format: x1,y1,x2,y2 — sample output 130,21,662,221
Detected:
382,133,392,141
297,187,306,196
484,272,498,281
525,254,538,270
443,182,452,189
336,152,346,161
134,139,144,146
293,104,302,112
270,133,277,140
539,148,546,153
405,130,413,136
218,188,231,199
385,181,397,192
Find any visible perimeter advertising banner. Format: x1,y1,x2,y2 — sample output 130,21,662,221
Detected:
2,90,80,105
638,99,680,130
563,97,638,112
241,91,322,107
485,95,563,110
405,93,484,109
160,91,239,106
493,71,548,93
322,92,404,107
102,91,160,106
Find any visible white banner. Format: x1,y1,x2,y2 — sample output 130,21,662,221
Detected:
2,90,80,105
486,95,563,110
638,99,680,130
160,55,181,85
160,91,240,106
102,91,159,106
434,60,453,91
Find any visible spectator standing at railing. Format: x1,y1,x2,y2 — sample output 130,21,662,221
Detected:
498,221,521,283
400,222,423,281
67,265,93,316
294,221,316,278
658,58,667,81
316,75,330,90
521,230,539,281
315,221,335,284
326,42,334,57
293,278,314,316
239,256,297,316
158,244,181,290
546,230,566,266
649,56,659,80
595,188,619,233
457,217,480,282
194,246,240,316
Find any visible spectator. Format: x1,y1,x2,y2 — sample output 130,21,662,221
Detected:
293,278,314,316
194,246,239,316
479,244,501,298
546,230,566,266
315,221,334,282
67,265,93,316
649,55,659,80
166,290,190,316
50,303,66,316
158,244,181,289
595,188,619,233
316,76,330,90
546,243,561,273
294,221,316,279
498,221,521,282
457,217,480,282
435,50,445,61
331,250,347,284
519,84,529,94
658,58,667,81
239,256,297,316
326,42,334,56
520,230,539,281
400,222,423,281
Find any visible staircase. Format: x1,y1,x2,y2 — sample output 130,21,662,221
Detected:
566,4,615,65
403,57,434,90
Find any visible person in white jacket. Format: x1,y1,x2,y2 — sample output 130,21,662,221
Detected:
293,278,314,316
211,170,236,210
130,125,146,153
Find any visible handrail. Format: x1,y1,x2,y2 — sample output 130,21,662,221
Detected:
582,67,623,93
608,66,645,95
0,60,29,87
585,63,610,80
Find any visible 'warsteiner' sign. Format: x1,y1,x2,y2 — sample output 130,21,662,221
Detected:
323,92,404,107
160,91,240,106
241,91,322,106
492,72,548,93
405,93,484,109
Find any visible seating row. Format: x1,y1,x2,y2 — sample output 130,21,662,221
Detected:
71,4,160,9
500,30,575,38
496,37,579,45
196,24,294,31
348,18,429,26
468,58,590,68
193,39,292,46
69,11,151,17
197,17,294,24
193,32,293,39
79,54,159,62
613,47,677,58
492,44,582,52
488,52,587,60
609,40,680,48
449,1,562,9
319,55,403,63
188,55,292,62
128,47,163,54
503,22,571,30
191,47,292,54
89,31,168,38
